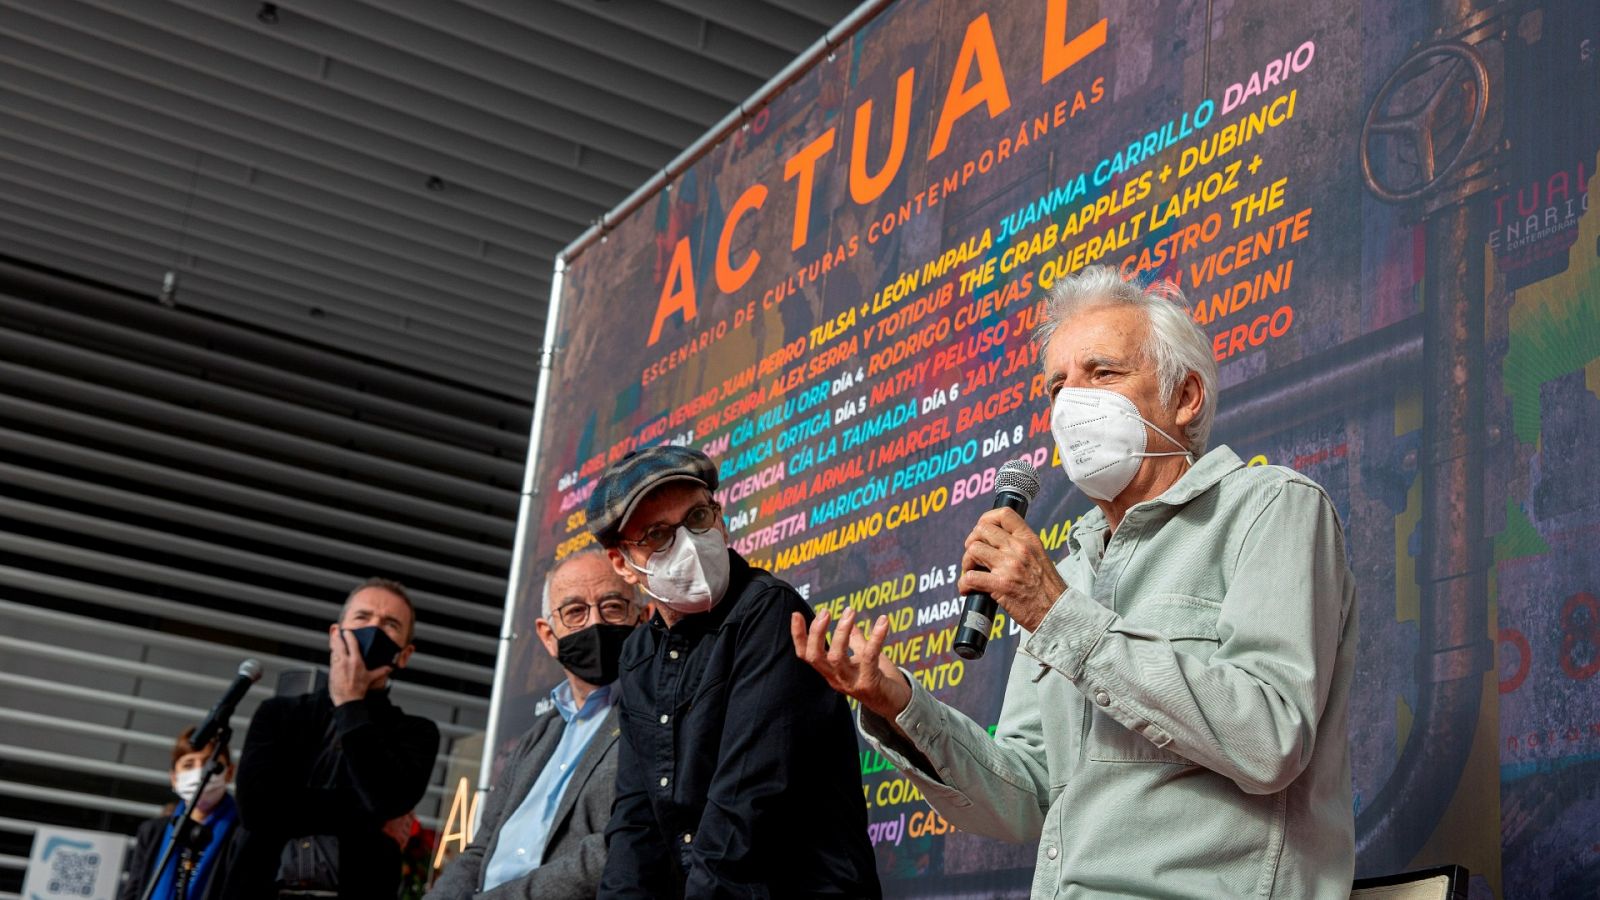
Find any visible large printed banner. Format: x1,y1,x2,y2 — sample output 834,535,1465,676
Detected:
498,1,1600,896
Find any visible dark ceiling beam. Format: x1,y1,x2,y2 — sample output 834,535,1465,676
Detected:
428,0,764,105
0,190,542,360
758,0,859,28
0,83,562,262
0,155,543,323
0,58,577,247
0,229,536,394
349,0,736,119
0,8,612,227
92,0,658,194
182,284,539,400
653,0,819,55
289,1,707,147
182,0,674,180
0,125,544,296
545,0,806,76
0,0,852,397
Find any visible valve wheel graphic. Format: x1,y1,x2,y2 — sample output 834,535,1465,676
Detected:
1361,40,1490,203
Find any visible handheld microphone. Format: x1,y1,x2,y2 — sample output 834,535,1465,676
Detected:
192,658,263,747
953,459,1041,660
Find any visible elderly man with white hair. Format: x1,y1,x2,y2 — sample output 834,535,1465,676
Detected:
796,265,1358,898
429,549,645,900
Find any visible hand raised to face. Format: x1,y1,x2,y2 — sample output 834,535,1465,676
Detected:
327,626,391,706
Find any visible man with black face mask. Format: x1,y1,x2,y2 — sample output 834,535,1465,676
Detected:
226,578,440,900
427,550,644,900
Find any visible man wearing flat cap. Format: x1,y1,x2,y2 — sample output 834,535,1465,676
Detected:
588,445,881,900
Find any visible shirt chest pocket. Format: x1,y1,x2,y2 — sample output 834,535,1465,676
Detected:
1085,594,1220,765
668,651,730,734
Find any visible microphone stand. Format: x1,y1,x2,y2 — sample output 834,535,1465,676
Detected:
138,724,230,900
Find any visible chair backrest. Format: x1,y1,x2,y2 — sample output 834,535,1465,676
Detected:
1351,864,1469,900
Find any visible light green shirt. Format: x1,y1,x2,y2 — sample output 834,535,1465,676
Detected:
861,445,1357,898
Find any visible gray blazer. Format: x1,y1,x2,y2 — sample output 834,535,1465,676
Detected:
428,704,621,900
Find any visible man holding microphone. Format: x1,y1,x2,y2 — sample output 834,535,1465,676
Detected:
794,266,1357,898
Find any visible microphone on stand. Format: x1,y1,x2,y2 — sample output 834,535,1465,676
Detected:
141,659,262,900
192,658,262,747
954,459,1041,660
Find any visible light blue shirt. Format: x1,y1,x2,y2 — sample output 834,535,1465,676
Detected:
482,681,614,891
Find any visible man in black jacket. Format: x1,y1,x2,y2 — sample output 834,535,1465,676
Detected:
588,446,880,899
225,578,441,900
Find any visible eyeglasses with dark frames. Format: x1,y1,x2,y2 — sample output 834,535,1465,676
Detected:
553,595,637,630
620,501,722,555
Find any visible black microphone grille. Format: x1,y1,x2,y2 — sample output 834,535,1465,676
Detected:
996,459,1040,501
239,658,264,682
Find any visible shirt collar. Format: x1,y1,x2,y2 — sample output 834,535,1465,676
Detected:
549,679,613,725
1145,444,1244,506
1066,445,1243,554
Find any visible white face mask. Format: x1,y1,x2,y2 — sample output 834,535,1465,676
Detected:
1051,387,1193,501
626,526,731,614
174,766,229,810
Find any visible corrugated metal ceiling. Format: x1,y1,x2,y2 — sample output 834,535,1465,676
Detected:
0,0,851,399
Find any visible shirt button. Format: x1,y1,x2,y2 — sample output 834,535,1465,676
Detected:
659,776,670,787
669,650,680,660
683,833,693,844
659,714,670,724
1094,690,1110,706
1046,846,1058,860
516,848,525,856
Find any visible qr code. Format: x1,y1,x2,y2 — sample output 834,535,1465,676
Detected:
47,847,101,896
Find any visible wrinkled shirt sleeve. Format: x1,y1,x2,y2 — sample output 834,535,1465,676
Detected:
858,647,1054,844
1024,480,1351,794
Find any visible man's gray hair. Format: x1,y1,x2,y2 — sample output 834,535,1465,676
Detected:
1032,265,1219,454
344,577,415,643
540,547,643,618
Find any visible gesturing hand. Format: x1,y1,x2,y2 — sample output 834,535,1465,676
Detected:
790,606,912,721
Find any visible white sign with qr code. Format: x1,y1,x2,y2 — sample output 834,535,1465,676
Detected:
22,826,128,900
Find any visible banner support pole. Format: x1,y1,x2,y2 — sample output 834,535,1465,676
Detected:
478,255,567,807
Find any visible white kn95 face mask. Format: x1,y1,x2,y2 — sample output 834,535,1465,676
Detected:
1051,387,1193,501
626,526,731,614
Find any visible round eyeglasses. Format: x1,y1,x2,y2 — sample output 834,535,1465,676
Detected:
620,501,722,555
553,596,636,630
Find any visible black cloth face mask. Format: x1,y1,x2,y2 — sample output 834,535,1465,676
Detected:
344,625,403,671
555,623,634,686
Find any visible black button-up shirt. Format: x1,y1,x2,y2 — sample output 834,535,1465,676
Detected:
600,551,881,899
